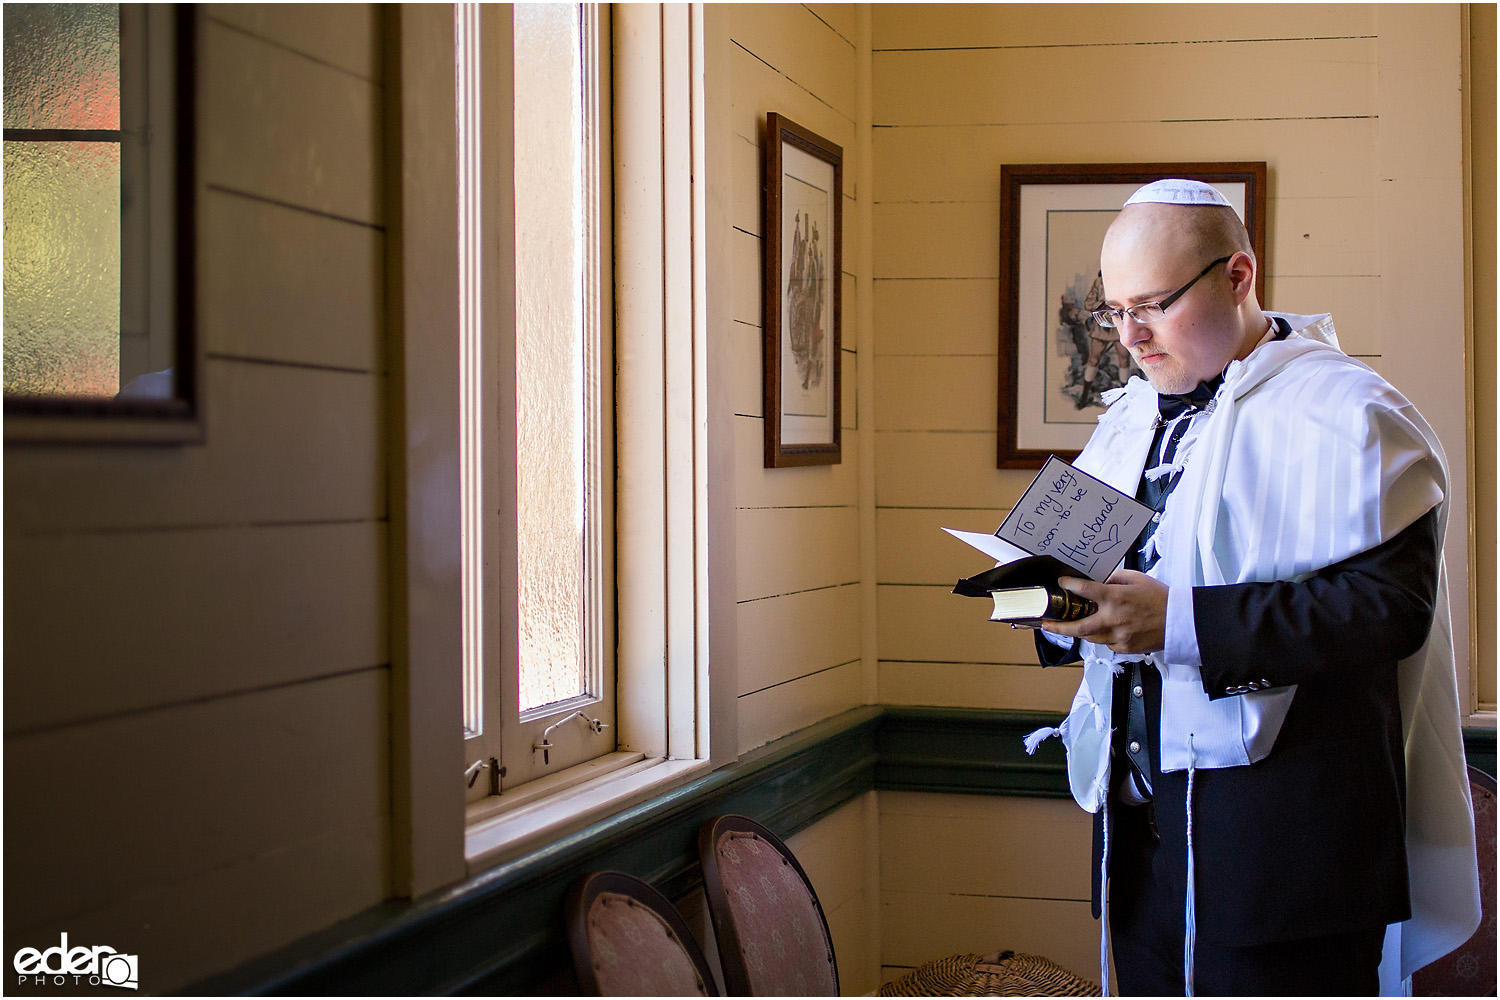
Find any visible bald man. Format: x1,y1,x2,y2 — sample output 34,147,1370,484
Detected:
1029,180,1478,996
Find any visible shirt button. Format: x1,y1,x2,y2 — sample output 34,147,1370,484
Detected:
1128,741,1141,754
1132,685,1144,698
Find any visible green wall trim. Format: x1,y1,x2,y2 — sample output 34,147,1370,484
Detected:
192,707,882,996
1464,724,1496,778
877,706,1070,798
191,706,1494,995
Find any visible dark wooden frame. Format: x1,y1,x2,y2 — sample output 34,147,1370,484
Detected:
698,813,839,996
763,112,842,467
4,5,200,444
565,870,720,996
997,161,1267,468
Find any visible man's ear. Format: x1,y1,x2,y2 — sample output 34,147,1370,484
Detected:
1225,251,1257,305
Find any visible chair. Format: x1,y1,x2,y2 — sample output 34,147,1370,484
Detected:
1413,765,1496,996
698,814,839,996
566,870,722,996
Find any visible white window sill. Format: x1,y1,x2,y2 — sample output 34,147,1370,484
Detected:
464,755,714,875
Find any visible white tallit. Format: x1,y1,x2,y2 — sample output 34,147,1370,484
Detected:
1048,312,1479,987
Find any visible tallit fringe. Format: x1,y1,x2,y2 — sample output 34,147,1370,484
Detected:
1100,795,1113,997
1023,724,1065,756
1184,735,1199,997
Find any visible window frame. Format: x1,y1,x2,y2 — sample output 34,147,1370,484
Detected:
3,3,201,444
390,2,733,875
461,1,618,812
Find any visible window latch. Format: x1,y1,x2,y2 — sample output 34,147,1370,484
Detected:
533,711,610,765
465,757,504,795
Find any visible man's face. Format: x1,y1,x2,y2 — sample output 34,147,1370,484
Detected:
1099,210,1243,396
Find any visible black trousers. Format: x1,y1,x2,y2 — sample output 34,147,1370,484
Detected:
1108,800,1386,997
1111,922,1386,997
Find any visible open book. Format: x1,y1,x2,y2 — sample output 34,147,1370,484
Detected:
945,456,1154,625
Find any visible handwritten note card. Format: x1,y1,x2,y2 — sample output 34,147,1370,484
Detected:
995,456,1154,581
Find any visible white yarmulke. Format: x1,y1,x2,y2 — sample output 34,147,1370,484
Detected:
1123,178,1232,208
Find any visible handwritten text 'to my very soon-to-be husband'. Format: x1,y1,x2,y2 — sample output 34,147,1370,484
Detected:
996,457,1154,581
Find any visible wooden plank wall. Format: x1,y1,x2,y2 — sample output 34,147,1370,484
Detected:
3,7,390,993
728,3,870,756
879,792,1095,984
872,3,1388,716
786,791,882,995
725,6,879,993
868,3,1408,984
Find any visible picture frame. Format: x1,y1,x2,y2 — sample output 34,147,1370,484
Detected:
997,161,1267,469
763,112,842,467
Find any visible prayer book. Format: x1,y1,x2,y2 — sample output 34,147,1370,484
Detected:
944,456,1153,625
946,549,1096,625
987,581,1097,625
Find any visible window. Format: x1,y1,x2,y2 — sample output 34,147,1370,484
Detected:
463,3,618,811
3,3,196,440
435,2,719,869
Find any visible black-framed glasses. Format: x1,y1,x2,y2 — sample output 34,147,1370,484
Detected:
1090,255,1233,329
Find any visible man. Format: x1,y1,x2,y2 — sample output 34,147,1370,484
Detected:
1028,179,1479,996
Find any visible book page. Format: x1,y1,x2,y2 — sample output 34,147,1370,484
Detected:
940,527,1030,565
994,456,1153,581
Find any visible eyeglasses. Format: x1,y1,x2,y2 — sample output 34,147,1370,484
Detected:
1090,255,1233,329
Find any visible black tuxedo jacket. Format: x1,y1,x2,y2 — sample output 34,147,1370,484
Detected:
1037,507,1442,946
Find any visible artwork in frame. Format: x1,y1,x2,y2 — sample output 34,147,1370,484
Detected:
997,162,1267,469
763,112,842,467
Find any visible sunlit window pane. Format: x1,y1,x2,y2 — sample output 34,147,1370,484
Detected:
514,4,588,713
3,2,122,399
3,139,121,397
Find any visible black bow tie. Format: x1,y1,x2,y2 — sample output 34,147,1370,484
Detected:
1158,376,1222,420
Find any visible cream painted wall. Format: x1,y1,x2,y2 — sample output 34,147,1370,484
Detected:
787,791,883,996
2,5,390,993
879,792,1095,985
872,3,1405,714
727,4,873,753
725,7,881,993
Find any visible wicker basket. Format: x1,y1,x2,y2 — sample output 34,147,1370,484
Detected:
879,950,1100,997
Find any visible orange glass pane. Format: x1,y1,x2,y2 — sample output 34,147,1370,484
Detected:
3,4,120,131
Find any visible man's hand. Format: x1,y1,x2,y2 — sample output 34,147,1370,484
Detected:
1045,570,1168,655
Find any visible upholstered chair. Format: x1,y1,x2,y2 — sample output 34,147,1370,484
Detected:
566,870,721,996
698,814,839,996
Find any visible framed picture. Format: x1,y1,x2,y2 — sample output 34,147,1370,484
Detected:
997,162,1267,469
763,112,842,467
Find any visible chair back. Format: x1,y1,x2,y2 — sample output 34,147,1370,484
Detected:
698,814,839,996
566,870,720,996
1413,765,1496,996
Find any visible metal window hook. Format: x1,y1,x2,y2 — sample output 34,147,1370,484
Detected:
464,756,504,795
532,711,609,765
464,759,487,787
